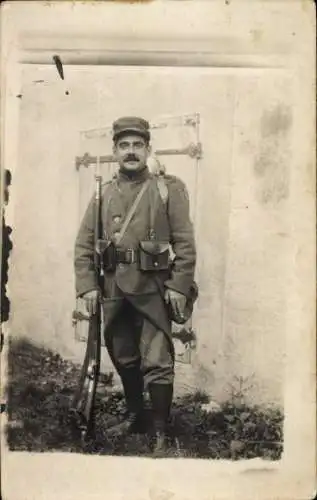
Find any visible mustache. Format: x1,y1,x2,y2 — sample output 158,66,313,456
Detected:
124,154,139,162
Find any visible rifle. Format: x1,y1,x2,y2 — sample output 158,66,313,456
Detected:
69,174,103,441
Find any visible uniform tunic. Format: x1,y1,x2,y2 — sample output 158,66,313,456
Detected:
74,166,196,385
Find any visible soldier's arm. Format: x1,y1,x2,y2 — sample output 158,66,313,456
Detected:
164,177,197,297
74,196,99,299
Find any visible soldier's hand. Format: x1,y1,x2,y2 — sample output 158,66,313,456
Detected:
164,288,187,320
82,290,99,316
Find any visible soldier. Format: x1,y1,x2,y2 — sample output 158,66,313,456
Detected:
74,116,197,455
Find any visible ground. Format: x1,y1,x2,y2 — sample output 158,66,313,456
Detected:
5,337,283,459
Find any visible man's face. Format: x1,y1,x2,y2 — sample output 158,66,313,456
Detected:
113,134,151,171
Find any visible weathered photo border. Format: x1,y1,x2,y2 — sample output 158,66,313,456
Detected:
1,1,316,499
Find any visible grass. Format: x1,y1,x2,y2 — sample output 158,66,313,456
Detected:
5,337,284,459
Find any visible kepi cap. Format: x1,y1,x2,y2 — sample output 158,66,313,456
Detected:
112,116,151,142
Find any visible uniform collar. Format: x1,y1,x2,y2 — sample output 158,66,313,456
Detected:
117,165,151,183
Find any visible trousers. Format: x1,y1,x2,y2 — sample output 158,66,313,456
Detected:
103,296,174,386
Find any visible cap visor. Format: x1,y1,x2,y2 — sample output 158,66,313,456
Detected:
113,128,150,140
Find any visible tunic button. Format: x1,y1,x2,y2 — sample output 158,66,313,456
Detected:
113,216,121,224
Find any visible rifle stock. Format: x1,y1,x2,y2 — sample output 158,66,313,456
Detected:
69,175,103,441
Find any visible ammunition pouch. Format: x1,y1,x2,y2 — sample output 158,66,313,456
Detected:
96,239,116,272
139,240,170,272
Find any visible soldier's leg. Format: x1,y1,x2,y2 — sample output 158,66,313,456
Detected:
138,316,175,453
105,299,141,371
104,300,145,434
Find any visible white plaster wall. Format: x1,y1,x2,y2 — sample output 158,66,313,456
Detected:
216,75,293,406
8,65,294,407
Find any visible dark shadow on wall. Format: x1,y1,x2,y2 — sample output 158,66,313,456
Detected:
1,169,13,324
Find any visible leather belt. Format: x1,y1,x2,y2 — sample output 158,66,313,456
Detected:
115,248,139,264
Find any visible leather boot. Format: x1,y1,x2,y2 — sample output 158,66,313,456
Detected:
106,368,146,436
148,383,173,457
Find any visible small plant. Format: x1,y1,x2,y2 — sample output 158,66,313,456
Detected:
226,374,255,408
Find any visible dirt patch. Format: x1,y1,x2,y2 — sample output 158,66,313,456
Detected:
5,337,283,459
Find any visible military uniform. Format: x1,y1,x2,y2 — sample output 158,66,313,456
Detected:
74,117,197,450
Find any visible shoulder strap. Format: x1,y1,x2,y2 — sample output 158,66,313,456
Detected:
114,178,151,246
147,174,169,240
156,174,169,205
